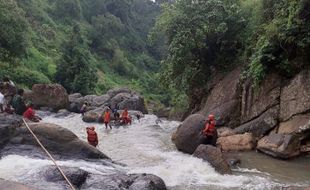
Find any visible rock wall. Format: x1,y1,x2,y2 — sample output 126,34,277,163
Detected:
177,67,310,159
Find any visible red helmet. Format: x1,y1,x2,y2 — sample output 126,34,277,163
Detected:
208,114,215,121
90,126,95,130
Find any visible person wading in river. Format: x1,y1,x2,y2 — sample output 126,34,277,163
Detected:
121,107,131,125
202,114,217,146
86,126,98,147
103,109,112,129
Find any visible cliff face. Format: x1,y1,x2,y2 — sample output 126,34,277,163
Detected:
192,67,310,158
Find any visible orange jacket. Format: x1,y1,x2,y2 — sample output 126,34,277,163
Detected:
104,111,111,122
121,110,128,118
23,107,35,120
203,120,216,136
87,128,98,147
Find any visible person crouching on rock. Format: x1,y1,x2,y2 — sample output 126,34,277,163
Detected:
23,102,42,122
103,109,112,129
86,126,98,147
121,107,131,125
202,114,217,146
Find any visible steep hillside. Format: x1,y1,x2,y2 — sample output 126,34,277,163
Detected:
0,0,169,103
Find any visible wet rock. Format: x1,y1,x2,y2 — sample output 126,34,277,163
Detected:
54,109,71,118
225,158,241,167
43,166,88,188
217,133,256,152
193,144,232,174
172,114,208,154
280,70,310,121
200,68,242,128
85,173,167,190
0,179,37,190
25,84,69,111
0,113,22,148
128,174,167,190
233,106,279,138
274,186,310,190
241,74,281,123
257,133,300,159
10,122,109,160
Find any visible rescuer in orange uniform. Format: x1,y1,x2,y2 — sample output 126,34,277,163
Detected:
103,109,112,129
121,107,131,125
86,126,98,147
202,114,217,145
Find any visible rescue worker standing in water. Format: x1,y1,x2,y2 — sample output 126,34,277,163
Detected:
86,126,98,147
202,114,217,146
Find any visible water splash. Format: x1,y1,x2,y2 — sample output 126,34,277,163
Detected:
0,113,308,190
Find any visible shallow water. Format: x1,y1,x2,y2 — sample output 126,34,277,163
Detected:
0,113,309,190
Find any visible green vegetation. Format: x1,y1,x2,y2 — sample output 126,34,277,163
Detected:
153,0,309,100
1,0,308,116
0,0,172,107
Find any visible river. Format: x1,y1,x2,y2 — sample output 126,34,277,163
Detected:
0,113,309,190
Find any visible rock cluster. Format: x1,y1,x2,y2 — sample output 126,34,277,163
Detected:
173,68,310,161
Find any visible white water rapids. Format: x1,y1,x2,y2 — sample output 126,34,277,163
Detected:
0,113,309,190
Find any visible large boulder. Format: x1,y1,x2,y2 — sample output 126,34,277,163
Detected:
43,166,89,188
84,94,110,108
110,92,148,114
257,133,300,159
233,106,279,138
9,123,109,160
0,113,22,149
25,84,69,111
216,133,255,152
200,68,241,128
193,144,231,174
278,114,310,135
0,179,37,190
107,88,132,98
280,70,310,121
241,74,281,123
82,107,105,123
172,114,207,154
68,93,84,113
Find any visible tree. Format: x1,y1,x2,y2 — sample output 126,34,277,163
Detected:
0,0,29,61
152,0,244,92
56,25,98,95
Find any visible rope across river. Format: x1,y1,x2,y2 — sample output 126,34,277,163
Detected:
22,118,76,190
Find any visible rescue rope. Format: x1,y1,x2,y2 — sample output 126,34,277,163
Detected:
22,119,76,190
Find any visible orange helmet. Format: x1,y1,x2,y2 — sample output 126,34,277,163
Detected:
208,114,215,121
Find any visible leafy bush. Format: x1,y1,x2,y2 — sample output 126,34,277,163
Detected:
11,67,51,87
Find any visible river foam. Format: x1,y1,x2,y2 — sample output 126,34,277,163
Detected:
0,113,308,190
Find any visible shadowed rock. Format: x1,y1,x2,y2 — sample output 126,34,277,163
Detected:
193,144,232,174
